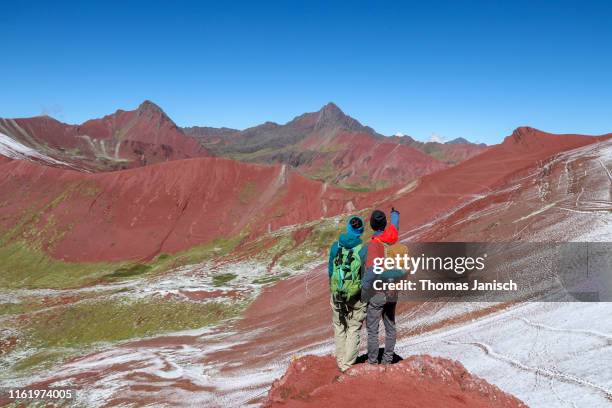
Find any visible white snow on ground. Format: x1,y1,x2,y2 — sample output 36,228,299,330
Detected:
218,302,612,407
0,258,298,309
205,302,612,408
0,132,70,166
395,302,612,407
9,300,611,407
389,140,612,407
0,257,319,407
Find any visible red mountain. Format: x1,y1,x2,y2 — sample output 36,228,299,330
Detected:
0,157,368,262
0,101,481,189
386,134,489,165
0,101,207,172
0,125,607,264
186,103,450,189
385,126,611,239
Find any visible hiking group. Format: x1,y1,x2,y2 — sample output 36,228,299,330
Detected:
328,207,407,372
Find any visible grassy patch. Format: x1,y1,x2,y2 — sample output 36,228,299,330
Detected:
261,212,373,271
339,180,390,192
306,160,335,183
276,222,342,268
148,234,246,272
213,273,237,286
104,263,152,280
25,297,242,348
238,181,258,204
0,242,118,289
0,183,89,250
226,146,294,162
14,349,69,372
0,302,35,316
338,183,373,192
0,233,246,290
422,145,447,162
252,272,290,285
255,234,295,263
242,220,343,271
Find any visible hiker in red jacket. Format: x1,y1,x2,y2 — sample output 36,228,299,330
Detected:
363,207,403,364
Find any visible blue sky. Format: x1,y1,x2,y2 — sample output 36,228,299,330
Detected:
2,0,611,144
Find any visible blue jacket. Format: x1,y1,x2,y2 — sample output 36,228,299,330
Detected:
328,216,367,278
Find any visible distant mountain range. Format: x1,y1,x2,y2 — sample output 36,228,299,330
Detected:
0,101,487,189
0,100,610,263
183,102,487,189
0,101,207,172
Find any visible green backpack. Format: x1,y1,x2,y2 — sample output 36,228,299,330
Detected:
330,243,363,302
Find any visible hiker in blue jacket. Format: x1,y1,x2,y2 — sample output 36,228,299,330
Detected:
328,215,368,371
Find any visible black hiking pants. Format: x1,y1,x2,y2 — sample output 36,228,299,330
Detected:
366,293,397,364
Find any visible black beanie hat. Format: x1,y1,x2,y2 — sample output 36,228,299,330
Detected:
370,209,387,231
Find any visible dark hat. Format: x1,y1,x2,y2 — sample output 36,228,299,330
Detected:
370,209,387,231
346,215,365,236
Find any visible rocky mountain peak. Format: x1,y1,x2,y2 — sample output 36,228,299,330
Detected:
313,102,373,134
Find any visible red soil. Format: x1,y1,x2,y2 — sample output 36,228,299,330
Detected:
385,135,489,165
0,334,18,356
232,269,333,361
0,157,368,262
0,101,207,171
386,127,611,237
78,101,204,158
264,355,527,408
304,131,449,187
177,289,241,300
439,142,489,163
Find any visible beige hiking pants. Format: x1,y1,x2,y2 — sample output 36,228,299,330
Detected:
330,295,367,371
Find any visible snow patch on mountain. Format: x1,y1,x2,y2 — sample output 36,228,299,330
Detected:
0,132,69,166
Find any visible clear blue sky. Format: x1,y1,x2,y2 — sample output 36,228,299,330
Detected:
2,0,611,144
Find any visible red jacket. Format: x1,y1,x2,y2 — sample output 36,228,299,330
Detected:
365,224,398,270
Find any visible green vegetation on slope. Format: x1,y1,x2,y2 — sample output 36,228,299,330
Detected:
212,273,237,286
146,234,246,273
25,297,242,348
0,242,118,289
14,349,70,372
2,296,244,375
306,160,335,183
238,181,258,204
0,301,39,316
0,233,246,290
252,272,290,284
246,213,370,271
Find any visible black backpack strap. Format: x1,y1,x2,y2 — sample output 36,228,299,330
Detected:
343,248,354,272
334,242,344,267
